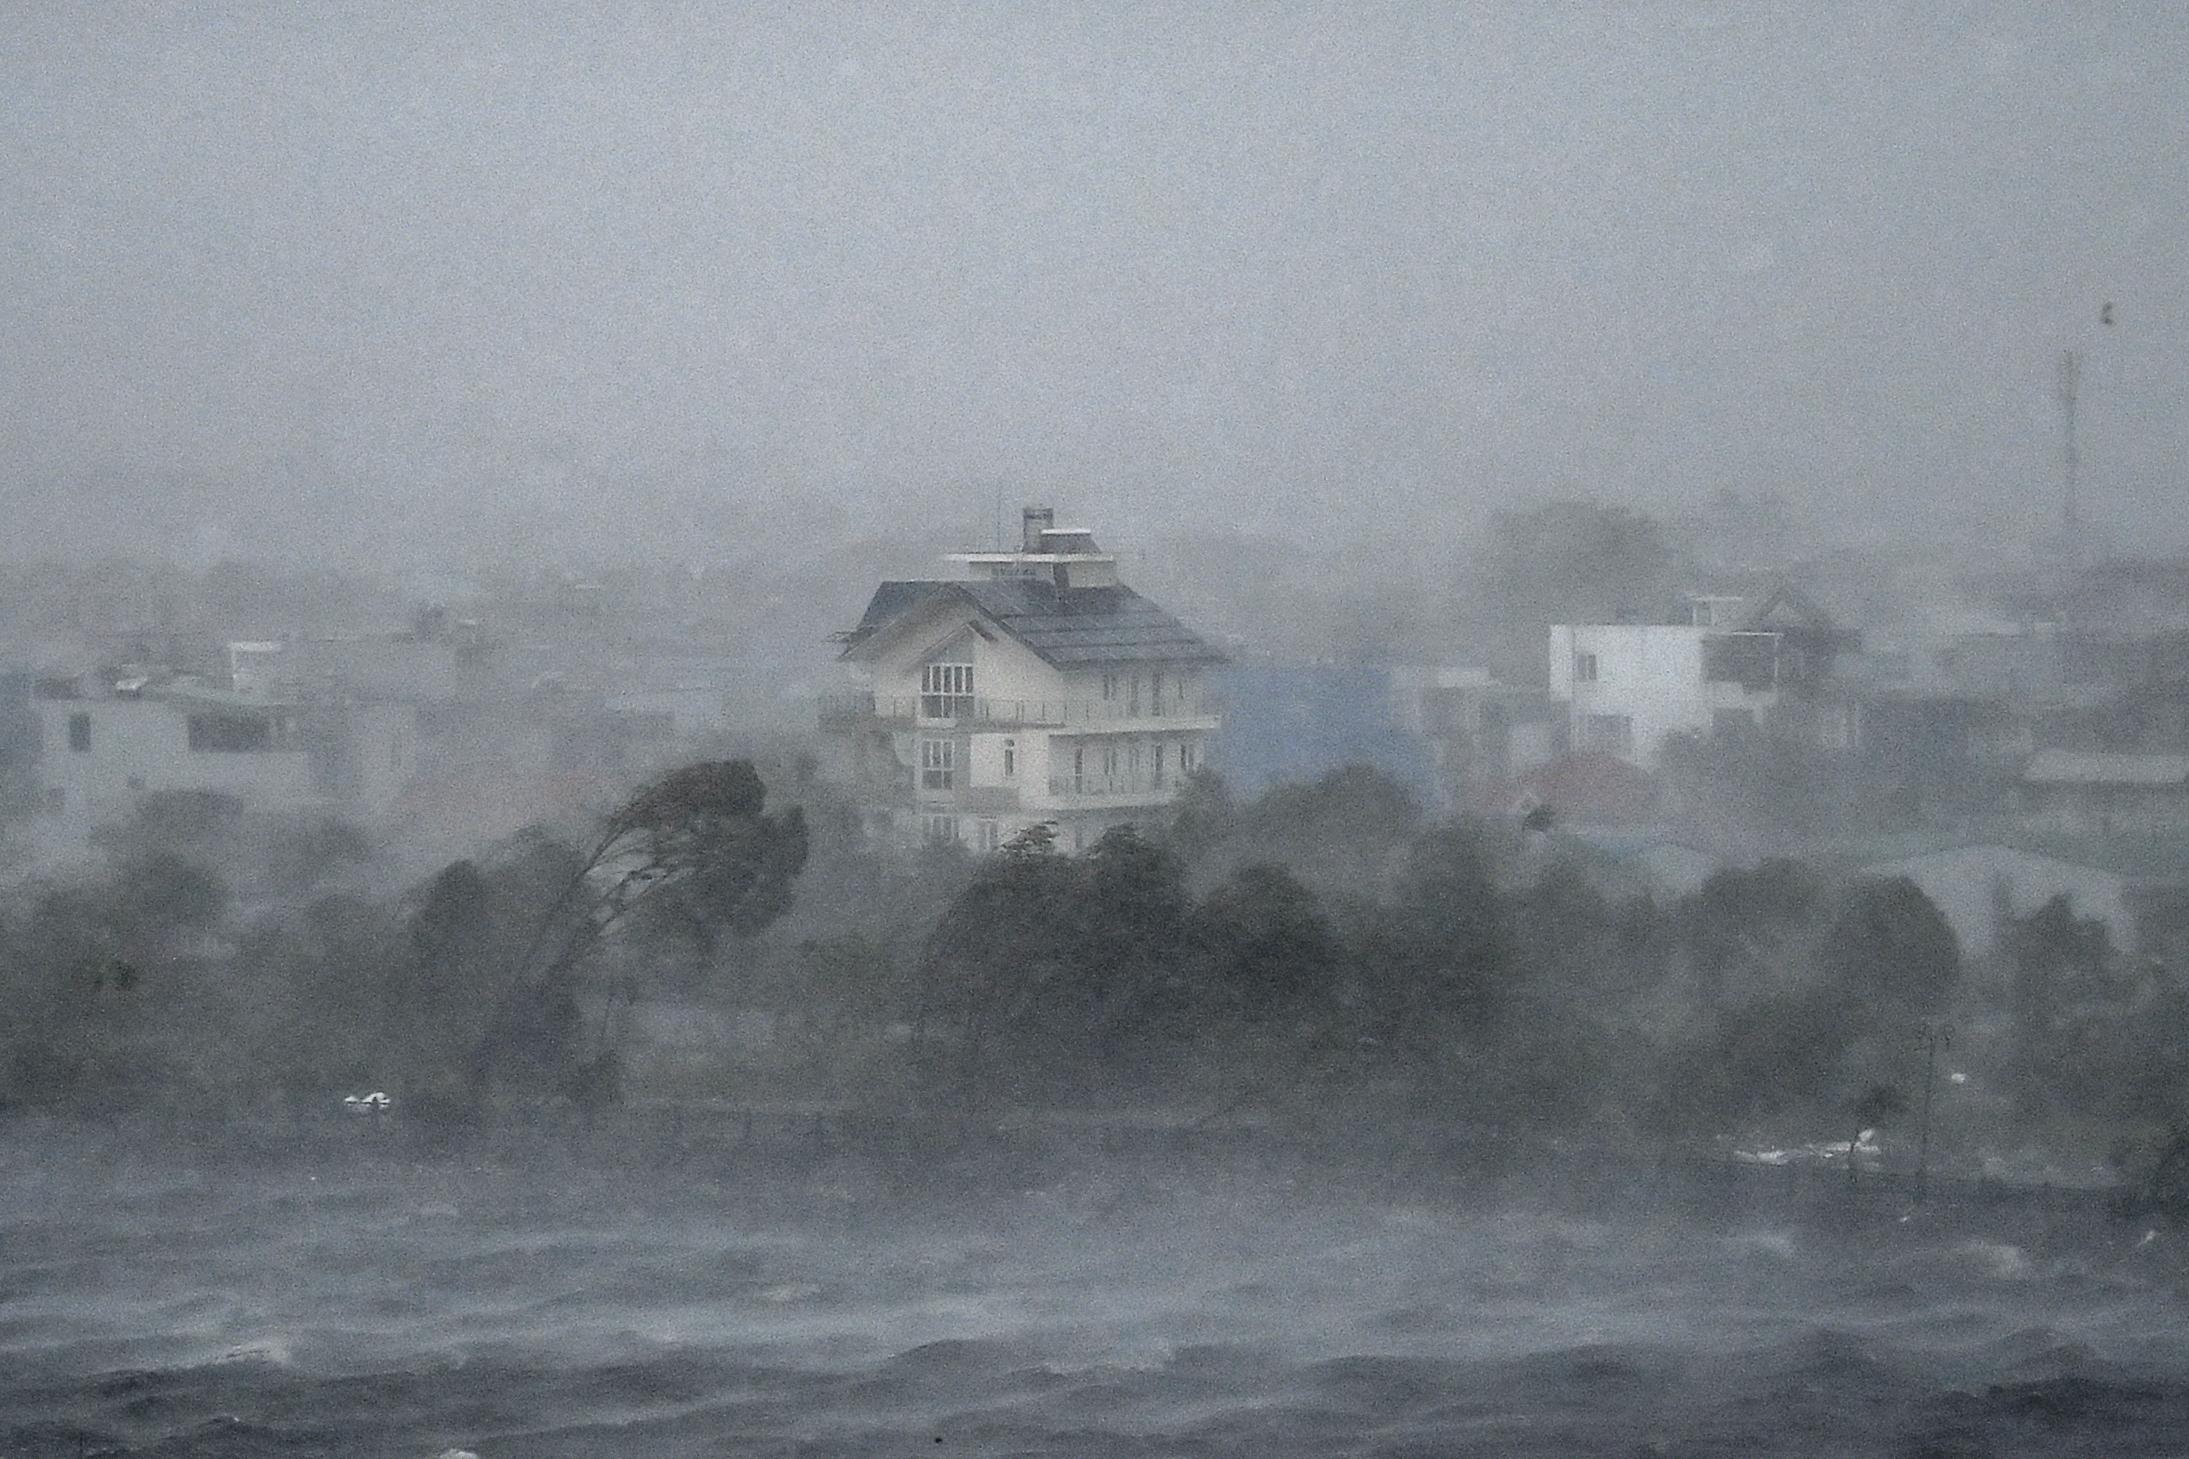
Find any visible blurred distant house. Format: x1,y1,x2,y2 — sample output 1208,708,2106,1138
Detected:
1511,749,1662,830
20,667,417,863
1386,666,1563,813
1853,839,2137,958
2020,750,2189,837
820,506,1226,852
1547,585,1856,767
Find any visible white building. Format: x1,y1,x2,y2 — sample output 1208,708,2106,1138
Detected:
24,671,418,863
821,507,1226,851
1547,587,1851,768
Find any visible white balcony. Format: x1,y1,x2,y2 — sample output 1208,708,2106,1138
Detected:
819,691,1220,733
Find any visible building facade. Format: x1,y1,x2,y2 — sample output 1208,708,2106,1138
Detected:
21,670,417,863
1547,586,1853,767
822,507,1226,851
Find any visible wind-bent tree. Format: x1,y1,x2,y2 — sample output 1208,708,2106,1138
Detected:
472,759,808,1104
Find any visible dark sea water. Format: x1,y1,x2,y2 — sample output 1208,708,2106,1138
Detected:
5,1123,2188,1458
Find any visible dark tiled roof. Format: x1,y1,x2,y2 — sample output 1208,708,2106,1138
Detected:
840,580,1227,669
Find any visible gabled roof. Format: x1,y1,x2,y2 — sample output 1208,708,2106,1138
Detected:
839,580,1227,669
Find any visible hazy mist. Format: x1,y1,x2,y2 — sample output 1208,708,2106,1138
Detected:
5,2,2185,570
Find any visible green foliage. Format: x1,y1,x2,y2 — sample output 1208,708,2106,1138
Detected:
1190,863,1338,1023
1817,875,1960,1014
474,758,810,1102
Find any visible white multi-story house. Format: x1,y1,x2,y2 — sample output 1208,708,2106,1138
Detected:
822,507,1226,851
1547,586,1853,768
23,669,418,863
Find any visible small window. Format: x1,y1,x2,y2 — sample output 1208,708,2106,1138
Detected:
1153,743,1167,787
1582,713,1633,754
1002,738,1016,778
68,712,91,752
1102,673,1118,701
1179,741,1199,775
975,819,1000,852
1151,670,1165,707
1102,744,1120,776
1573,653,1599,684
922,814,960,845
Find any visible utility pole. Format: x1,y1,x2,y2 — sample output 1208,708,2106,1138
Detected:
1915,1020,1952,1205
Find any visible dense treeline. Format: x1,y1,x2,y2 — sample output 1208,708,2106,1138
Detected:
3,762,2185,1194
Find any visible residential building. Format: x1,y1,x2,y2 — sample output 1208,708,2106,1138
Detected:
1387,665,1564,813
2020,750,2189,837
1546,586,1854,767
21,668,417,862
821,506,1226,851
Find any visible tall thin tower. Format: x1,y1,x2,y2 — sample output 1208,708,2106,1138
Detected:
2057,347,2082,545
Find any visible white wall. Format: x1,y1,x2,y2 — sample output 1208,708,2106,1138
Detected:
1549,624,1777,767
1863,845,2135,957
32,699,321,855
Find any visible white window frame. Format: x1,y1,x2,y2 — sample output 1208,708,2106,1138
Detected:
921,661,974,719
919,737,956,790
1573,652,1599,684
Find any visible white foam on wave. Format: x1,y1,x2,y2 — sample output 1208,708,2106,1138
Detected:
1955,1240,2033,1281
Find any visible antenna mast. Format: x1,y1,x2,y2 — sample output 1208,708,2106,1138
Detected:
2057,348,2082,541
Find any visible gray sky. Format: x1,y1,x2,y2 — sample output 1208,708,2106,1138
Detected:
3,2,2184,569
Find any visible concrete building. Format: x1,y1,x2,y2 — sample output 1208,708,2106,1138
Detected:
21,669,418,863
821,507,1226,851
1547,586,1853,767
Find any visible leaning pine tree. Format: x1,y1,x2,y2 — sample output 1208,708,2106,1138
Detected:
471,759,807,1106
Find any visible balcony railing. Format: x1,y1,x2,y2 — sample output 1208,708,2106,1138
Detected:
819,690,1221,730
1045,772,1175,801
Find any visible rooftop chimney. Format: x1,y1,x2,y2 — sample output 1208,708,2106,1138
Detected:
1021,505,1055,554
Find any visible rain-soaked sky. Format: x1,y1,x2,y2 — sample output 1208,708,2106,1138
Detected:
3,2,2184,569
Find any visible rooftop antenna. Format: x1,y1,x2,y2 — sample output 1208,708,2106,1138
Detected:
2057,347,2082,547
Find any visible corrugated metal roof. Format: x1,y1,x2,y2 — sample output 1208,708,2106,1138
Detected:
840,580,1226,669
2024,749,2189,786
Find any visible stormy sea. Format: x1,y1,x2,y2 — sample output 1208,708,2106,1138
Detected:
5,1119,2187,1459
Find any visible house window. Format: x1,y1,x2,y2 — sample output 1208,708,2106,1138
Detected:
1573,653,1599,684
1102,673,1118,701
1179,741,1199,775
187,714,273,752
1582,713,1633,755
1151,670,1165,707
922,814,960,845
919,738,955,790
975,818,1001,852
1153,743,1167,787
1073,744,1085,790
921,662,974,719
1102,744,1120,777
68,712,91,752
1002,738,1016,778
